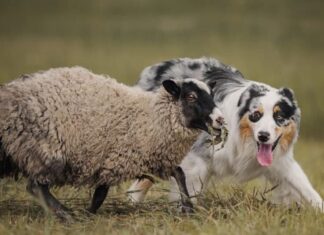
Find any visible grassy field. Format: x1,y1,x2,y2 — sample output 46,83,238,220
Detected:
0,0,324,234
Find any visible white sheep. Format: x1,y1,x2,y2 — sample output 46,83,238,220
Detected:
0,66,223,220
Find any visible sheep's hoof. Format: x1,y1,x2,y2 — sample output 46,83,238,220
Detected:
85,207,97,215
55,209,75,223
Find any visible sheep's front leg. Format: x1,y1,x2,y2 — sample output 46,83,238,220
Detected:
171,166,194,213
87,185,109,214
26,179,73,221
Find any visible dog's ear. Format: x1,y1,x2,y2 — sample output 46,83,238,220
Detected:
237,84,268,118
237,87,250,107
237,85,261,107
162,80,181,99
278,87,295,103
278,87,300,128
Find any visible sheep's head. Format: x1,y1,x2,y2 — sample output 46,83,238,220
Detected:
162,79,224,135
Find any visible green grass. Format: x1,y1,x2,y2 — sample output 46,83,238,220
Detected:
0,140,324,235
0,0,324,234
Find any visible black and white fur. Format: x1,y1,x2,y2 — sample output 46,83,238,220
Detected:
128,57,323,210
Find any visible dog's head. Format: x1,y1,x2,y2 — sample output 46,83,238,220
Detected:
237,84,300,166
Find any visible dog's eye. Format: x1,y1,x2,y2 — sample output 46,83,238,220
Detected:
249,111,262,122
186,93,197,102
275,113,285,125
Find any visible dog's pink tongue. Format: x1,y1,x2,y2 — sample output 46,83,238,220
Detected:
257,144,273,166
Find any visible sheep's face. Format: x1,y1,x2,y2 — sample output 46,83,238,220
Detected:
162,79,224,133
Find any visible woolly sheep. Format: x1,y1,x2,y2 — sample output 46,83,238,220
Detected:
0,66,223,220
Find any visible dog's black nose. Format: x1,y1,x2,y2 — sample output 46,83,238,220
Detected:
258,131,270,143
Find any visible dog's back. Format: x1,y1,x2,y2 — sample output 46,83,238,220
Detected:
136,57,245,93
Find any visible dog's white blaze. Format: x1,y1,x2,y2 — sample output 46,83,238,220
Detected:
251,92,282,145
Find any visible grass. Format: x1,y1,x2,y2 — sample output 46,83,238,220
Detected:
0,140,324,235
0,0,324,234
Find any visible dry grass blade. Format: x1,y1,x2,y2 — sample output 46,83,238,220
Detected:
206,125,229,152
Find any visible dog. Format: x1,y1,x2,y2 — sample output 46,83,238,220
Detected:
128,57,323,210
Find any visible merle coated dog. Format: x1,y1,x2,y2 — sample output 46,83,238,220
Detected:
128,57,323,211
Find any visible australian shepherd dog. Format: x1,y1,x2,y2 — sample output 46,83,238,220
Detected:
128,57,323,210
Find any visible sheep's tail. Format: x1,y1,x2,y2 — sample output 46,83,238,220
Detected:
0,86,19,179
0,138,16,179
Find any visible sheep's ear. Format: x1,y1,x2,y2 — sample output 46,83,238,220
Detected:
162,80,181,99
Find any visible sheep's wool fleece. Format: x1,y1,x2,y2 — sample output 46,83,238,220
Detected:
0,67,201,187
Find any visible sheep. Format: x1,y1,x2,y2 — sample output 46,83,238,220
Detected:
0,66,223,220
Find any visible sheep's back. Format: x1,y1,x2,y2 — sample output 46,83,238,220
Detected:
0,67,154,185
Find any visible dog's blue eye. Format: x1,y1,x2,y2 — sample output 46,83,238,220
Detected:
275,114,285,125
249,111,262,122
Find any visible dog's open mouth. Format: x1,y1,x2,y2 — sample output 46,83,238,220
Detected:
256,135,282,167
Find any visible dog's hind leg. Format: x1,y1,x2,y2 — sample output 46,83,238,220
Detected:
26,179,73,221
265,156,323,211
87,185,109,214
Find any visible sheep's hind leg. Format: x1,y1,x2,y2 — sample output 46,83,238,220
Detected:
171,166,194,214
87,185,109,214
26,179,73,222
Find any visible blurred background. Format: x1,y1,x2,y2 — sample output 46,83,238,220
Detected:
0,0,323,139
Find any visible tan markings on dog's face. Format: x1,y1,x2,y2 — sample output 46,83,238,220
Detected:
257,105,264,114
239,114,253,141
273,105,281,113
279,121,297,152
